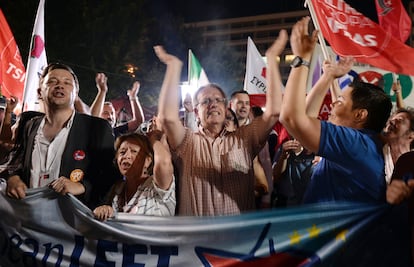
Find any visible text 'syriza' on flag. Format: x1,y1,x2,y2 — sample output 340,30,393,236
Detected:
244,37,267,95
308,0,414,76
188,49,209,89
23,0,47,112
375,0,412,43
0,9,26,102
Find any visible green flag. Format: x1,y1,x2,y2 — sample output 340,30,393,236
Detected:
188,49,209,88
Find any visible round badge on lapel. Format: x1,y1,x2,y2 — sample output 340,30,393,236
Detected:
73,150,85,161
70,169,84,182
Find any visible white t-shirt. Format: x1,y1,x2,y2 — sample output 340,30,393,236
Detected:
383,144,394,184
30,112,75,188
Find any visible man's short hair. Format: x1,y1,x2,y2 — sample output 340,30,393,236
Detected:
193,83,227,106
395,107,414,149
230,90,249,100
350,79,392,133
39,62,79,91
103,102,116,114
395,107,414,132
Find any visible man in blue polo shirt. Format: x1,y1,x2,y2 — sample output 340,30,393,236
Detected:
280,17,392,204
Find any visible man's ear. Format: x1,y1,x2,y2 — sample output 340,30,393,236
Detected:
37,87,42,100
408,131,414,142
354,108,368,124
228,100,233,109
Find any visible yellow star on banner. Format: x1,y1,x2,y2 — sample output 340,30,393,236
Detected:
289,231,302,245
307,224,321,238
336,229,348,241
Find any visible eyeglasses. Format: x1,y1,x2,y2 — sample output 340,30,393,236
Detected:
197,97,226,106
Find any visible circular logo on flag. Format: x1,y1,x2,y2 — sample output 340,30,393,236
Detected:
70,169,84,182
73,150,85,161
358,71,383,86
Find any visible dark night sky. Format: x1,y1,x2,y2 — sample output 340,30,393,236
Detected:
147,0,405,23
3,0,407,36
164,0,382,22
168,1,307,22
1,0,409,62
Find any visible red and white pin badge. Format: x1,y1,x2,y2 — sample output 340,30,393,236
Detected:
73,150,86,161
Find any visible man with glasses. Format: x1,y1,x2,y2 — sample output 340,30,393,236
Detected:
156,30,287,216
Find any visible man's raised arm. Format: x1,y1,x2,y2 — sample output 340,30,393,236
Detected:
154,46,185,149
280,17,320,153
256,30,288,142
305,58,354,118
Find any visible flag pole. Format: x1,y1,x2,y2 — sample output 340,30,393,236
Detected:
304,0,330,61
188,49,192,84
305,0,342,100
22,0,47,112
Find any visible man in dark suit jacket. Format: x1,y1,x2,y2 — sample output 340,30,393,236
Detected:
6,63,119,209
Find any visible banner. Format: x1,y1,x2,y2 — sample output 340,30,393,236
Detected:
0,9,25,101
308,0,414,77
306,43,414,121
244,37,267,94
0,188,397,266
353,64,414,105
22,0,47,112
244,37,285,110
375,0,412,43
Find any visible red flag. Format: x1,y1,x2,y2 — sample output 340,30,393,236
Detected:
308,0,414,76
375,0,412,43
0,9,25,101
249,94,266,107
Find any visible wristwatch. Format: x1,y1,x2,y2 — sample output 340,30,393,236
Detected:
290,56,310,68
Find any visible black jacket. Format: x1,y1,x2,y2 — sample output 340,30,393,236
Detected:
8,112,120,209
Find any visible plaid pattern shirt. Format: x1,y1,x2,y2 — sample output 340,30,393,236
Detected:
173,120,264,216
113,177,176,216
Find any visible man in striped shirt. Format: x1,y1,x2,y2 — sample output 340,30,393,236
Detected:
155,30,287,216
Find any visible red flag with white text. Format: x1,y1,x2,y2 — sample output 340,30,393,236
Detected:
0,9,25,101
308,0,414,76
375,0,412,43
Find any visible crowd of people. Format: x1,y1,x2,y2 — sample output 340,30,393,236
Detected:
0,16,414,265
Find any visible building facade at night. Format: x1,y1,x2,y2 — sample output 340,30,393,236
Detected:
184,10,310,82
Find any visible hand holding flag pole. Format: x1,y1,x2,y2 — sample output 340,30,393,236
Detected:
305,0,343,99
304,0,330,61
